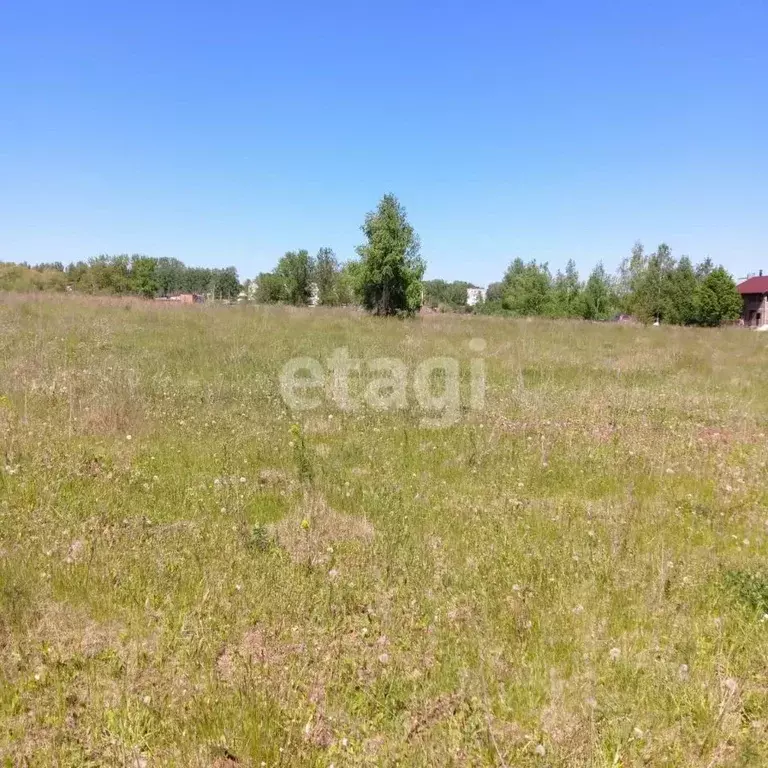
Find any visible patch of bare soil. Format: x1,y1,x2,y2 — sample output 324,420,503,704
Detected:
271,492,375,566
257,468,292,487
35,601,123,662
539,671,593,759
216,627,305,682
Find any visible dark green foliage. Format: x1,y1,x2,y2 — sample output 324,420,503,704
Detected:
724,570,768,614
501,259,553,316
2,254,243,299
210,267,241,300
249,522,273,552
665,256,698,325
581,263,616,320
314,247,344,306
422,279,471,310
474,241,741,327
614,242,741,327
547,259,583,318
352,194,426,316
693,267,743,326
275,250,314,306
254,272,287,303
289,423,313,484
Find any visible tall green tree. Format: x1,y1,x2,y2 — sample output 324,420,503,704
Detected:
155,257,186,296
275,250,314,305
353,194,426,316
693,267,742,326
210,267,241,299
501,259,552,316
336,262,358,306
314,247,340,306
547,259,582,317
581,262,615,320
617,241,647,307
129,255,159,298
666,256,698,325
254,272,287,303
629,243,676,322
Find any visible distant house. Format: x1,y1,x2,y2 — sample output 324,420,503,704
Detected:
466,287,486,306
737,273,768,327
156,293,204,304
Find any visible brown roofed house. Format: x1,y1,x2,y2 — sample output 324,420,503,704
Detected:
738,273,768,328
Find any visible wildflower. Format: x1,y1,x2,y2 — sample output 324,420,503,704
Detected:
300,518,310,530
126,435,132,441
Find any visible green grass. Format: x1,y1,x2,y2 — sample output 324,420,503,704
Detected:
1,293,768,766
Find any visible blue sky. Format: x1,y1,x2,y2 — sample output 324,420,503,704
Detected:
1,0,766,285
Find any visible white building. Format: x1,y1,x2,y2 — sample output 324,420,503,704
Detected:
466,287,487,306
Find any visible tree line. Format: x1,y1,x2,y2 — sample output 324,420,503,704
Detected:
0,193,747,325
0,256,241,299
473,243,743,326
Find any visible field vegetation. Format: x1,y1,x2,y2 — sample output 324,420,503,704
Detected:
1,294,768,766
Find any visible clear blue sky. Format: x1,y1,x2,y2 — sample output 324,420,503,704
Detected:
1,0,766,285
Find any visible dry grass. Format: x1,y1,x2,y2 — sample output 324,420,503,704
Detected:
1,292,768,766
272,492,375,566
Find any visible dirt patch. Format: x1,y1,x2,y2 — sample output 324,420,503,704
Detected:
216,627,305,682
258,468,292,488
407,693,462,740
303,710,334,748
539,671,593,758
271,492,375,566
35,601,123,662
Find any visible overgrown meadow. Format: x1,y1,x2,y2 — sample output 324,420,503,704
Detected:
2,294,768,767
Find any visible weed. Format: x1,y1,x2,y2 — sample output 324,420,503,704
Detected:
724,569,768,614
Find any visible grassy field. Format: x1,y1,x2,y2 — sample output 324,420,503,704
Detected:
1,294,768,767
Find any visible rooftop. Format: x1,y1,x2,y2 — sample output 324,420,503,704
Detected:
737,275,768,295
